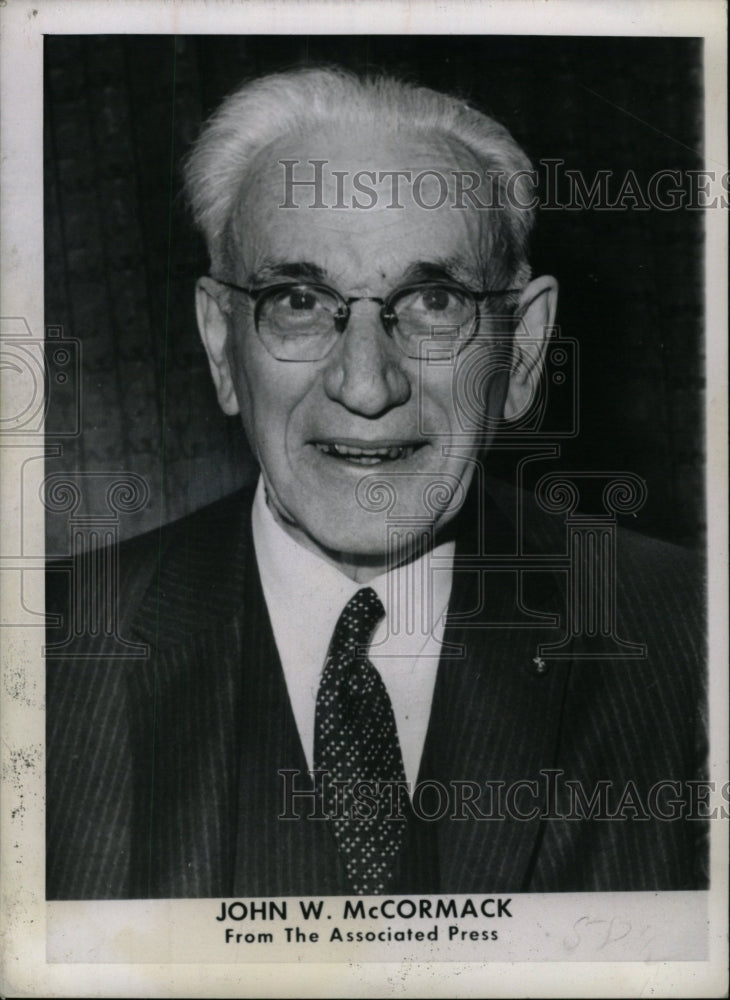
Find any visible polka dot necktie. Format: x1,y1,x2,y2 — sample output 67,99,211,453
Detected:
314,587,408,895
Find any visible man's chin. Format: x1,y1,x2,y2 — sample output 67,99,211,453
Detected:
298,509,459,575
304,521,397,564
266,480,468,572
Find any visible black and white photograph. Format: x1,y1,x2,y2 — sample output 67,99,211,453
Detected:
0,1,727,996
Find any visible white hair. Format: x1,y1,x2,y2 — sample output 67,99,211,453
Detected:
183,66,536,284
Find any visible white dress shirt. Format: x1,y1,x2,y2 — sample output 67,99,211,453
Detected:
251,478,455,788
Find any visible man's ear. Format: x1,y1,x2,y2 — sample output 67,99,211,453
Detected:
195,277,240,416
503,275,558,421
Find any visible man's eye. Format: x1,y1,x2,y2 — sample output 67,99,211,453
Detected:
287,289,318,311
420,288,452,312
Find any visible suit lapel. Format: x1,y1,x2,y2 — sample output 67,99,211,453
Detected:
126,488,347,898
231,539,348,896
422,488,570,892
126,493,254,897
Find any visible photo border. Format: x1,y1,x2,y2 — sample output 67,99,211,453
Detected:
1,1,727,996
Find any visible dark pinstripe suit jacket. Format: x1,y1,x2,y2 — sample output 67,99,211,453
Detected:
46,481,708,899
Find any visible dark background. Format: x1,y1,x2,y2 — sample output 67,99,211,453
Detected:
44,35,705,552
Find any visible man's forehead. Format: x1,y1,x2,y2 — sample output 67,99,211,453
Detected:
236,213,486,290
229,124,490,287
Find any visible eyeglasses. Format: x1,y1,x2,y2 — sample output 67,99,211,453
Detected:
211,277,522,362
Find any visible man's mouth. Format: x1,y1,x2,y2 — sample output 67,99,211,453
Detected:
313,441,424,465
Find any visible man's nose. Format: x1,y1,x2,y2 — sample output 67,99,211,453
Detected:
321,303,411,416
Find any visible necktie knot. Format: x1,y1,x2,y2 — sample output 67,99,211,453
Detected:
331,586,385,657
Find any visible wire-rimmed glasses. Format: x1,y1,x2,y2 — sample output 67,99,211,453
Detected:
212,277,522,361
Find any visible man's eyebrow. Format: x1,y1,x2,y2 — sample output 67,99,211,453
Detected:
248,260,328,285
248,257,482,289
401,258,482,288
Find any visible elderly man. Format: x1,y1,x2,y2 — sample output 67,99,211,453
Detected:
46,67,706,899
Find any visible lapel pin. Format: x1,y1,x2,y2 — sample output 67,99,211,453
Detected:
532,655,549,675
